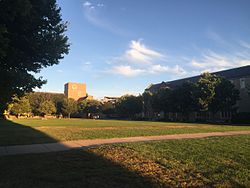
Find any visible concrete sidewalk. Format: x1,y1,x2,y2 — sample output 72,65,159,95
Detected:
1,131,250,156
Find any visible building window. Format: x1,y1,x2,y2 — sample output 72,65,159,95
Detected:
240,78,245,89
221,111,224,118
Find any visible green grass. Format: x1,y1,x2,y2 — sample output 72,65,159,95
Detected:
0,118,249,146
6,118,250,128
0,135,249,187
117,135,250,187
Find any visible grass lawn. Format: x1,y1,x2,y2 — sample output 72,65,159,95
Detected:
0,135,249,187
0,118,249,146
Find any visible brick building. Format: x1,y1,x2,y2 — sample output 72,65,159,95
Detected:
64,82,93,101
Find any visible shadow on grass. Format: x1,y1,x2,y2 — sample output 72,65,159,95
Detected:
0,149,159,188
0,119,158,187
0,119,58,146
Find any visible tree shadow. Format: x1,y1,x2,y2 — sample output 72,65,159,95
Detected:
0,119,160,187
0,149,162,188
0,119,58,146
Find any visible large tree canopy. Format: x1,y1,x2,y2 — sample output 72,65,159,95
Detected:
38,100,57,116
152,88,172,113
209,78,240,113
196,73,220,111
117,95,143,118
62,98,77,118
0,0,69,114
8,96,31,117
171,82,198,115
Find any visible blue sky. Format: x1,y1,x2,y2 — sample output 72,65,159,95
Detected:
36,0,250,98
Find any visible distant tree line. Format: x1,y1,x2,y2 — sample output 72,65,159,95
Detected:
6,73,242,122
6,92,143,119
7,92,83,118
8,92,65,118
6,92,106,118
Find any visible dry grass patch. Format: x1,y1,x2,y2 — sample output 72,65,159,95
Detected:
92,146,209,187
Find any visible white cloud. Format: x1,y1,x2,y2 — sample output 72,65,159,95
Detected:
111,65,145,77
239,41,250,49
238,60,250,66
82,1,127,36
190,49,250,72
109,64,186,77
107,40,186,77
206,30,235,49
97,3,104,7
191,52,231,70
201,30,250,72
84,61,91,65
83,1,92,7
149,64,186,75
171,65,187,75
125,40,164,64
112,40,165,65
105,38,250,78
83,1,95,9
81,61,93,71
207,30,226,45
150,64,169,73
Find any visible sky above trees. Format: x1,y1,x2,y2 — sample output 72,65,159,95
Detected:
36,0,250,98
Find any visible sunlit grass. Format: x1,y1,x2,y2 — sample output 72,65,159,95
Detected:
0,119,249,146
96,135,250,187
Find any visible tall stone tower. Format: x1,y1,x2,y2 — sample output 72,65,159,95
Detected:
64,82,87,101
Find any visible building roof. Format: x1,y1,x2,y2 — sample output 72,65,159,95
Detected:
64,82,86,85
146,65,250,93
104,96,120,99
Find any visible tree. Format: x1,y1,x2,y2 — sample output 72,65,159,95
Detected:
62,98,77,118
77,99,87,116
0,0,69,115
171,82,198,120
9,96,31,117
85,100,101,114
116,95,143,118
38,100,56,116
209,78,240,114
196,73,220,111
142,91,153,119
102,102,116,116
152,88,172,114
28,92,66,115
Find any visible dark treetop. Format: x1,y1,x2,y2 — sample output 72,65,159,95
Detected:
0,0,69,113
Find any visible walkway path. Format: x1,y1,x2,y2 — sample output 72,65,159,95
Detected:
1,131,250,156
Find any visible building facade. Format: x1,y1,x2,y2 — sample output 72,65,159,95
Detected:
101,96,120,103
64,82,88,101
145,65,250,121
